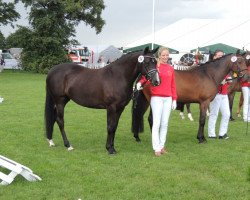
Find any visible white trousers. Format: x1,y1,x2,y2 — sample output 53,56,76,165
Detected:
242,86,250,121
150,96,172,152
208,94,230,137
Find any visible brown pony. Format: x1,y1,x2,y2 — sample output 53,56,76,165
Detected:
45,47,160,154
132,54,249,143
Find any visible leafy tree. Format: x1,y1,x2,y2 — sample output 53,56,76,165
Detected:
0,0,20,27
0,31,5,49
14,0,105,73
5,26,33,49
0,0,20,49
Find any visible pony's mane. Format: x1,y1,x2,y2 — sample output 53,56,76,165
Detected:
103,51,142,69
174,53,233,71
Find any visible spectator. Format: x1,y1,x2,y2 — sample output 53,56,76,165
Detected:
208,49,231,139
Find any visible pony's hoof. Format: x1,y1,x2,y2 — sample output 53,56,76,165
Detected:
198,140,207,144
135,137,141,143
67,146,74,151
108,148,117,155
48,139,55,147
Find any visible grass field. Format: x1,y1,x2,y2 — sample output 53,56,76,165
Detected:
0,70,249,200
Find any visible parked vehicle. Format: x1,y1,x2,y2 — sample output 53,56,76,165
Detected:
67,47,94,66
1,52,20,69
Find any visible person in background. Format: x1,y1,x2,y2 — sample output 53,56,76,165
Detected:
136,46,177,156
241,68,250,122
0,55,4,102
0,54,4,72
208,49,231,139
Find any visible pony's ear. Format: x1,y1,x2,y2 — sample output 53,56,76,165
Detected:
143,46,150,54
153,47,159,54
236,49,241,55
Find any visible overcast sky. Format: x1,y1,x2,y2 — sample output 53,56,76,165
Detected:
2,0,250,49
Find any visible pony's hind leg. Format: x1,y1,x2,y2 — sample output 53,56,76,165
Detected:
186,103,194,121
55,100,73,150
197,102,209,143
131,90,149,142
45,89,56,147
237,92,243,117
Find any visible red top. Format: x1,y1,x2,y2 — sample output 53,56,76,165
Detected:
218,74,230,95
241,66,250,87
139,63,177,100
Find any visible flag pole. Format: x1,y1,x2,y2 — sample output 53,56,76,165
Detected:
152,0,155,50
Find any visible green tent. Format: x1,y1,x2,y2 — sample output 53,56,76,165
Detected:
123,43,179,54
190,43,245,54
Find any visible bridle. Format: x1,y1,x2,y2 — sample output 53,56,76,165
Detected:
138,55,158,81
132,55,159,103
230,56,249,80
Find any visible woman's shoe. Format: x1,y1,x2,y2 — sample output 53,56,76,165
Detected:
154,151,161,157
161,148,167,154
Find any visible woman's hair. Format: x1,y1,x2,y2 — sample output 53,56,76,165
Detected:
157,46,169,65
209,49,224,61
157,46,169,58
213,49,224,57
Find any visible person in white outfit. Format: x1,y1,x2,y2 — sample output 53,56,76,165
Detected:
136,47,177,156
208,50,231,139
241,72,250,122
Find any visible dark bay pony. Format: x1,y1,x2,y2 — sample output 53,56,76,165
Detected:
132,54,249,143
45,47,160,154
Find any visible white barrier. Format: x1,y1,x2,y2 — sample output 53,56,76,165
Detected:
0,155,41,185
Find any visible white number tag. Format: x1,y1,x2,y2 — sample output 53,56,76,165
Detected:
231,56,237,62
138,55,144,63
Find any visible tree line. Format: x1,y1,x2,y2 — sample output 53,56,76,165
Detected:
0,0,105,73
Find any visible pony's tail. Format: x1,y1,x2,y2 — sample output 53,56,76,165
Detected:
131,90,148,134
44,86,56,140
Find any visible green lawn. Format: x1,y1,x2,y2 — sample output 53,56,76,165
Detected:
0,70,249,200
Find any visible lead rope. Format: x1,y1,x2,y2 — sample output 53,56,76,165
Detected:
132,74,150,109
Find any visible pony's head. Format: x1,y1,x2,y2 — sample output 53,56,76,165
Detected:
229,54,249,81
243,50,250,66
137,47,160,86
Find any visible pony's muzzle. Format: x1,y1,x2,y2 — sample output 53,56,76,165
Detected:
151,72,161,86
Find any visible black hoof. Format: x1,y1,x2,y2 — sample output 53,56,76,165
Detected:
135,137,141,142
64,142,71,148
107,147,117,155
230,117,235,121
198,138,207,144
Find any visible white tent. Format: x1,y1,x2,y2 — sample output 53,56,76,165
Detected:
124,18,250,53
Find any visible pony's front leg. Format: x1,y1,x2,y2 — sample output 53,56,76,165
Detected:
106,106,124,154
197,103,208,143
